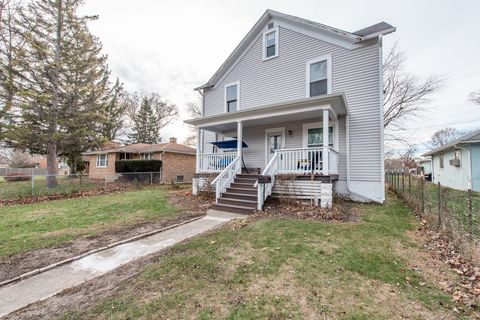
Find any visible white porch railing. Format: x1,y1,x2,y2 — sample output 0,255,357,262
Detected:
276,147,332,175
255,152,279,210
198,152,237,173
211,155,241,202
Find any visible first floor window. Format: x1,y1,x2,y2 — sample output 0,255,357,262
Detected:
309,60,328,97
226,84,238,112
120,153,131,160
439,154,444,169
96,154,108,167
307,126,334,147
141,153,153,160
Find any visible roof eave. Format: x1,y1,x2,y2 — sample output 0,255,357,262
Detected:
359,27,396,41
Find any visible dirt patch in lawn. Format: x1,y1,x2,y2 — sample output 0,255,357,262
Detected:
0,212,202,283
0,186,212,283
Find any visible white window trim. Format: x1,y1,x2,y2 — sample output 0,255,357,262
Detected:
306,53,332,98
264,127,285,167
96,153,108,168
224,81,240,113
262,26,279,61
302,121,338,150
140,153,153,160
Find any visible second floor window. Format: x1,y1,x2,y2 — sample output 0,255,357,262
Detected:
263,29,278,59
225,83,238,112
307,54,331,97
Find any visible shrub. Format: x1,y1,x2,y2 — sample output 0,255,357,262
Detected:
4,173,31,182
115,160,162,173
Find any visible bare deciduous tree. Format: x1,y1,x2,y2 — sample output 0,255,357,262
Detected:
383,44,444,131
427,127,464,149
184,94,202,146
0,148,32,167
469,89,480,105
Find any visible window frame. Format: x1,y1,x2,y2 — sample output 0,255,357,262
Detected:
140,153,153,160
96,153,108,168
306,54,332,98
439,154,444,169
302,121,338,150
224,81,240,113
262,26,279,61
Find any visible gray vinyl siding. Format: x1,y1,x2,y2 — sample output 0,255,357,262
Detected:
203,25,382,182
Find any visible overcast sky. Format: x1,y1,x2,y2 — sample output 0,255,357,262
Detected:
81,0,480,152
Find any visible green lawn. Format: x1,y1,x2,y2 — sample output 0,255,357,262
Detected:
62,193,461,319
0,188,182,257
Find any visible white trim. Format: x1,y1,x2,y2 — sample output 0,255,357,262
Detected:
302,121,338,150
197,104,332,129
264,127,286,167
262,25,279,61
96,153,108,168
224,81,240,113
306,53,332,98
378,34,385,202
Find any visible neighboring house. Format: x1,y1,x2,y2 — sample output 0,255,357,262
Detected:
82,137,196,183
423,129,480,192
185,10,395,212
417,158,432,175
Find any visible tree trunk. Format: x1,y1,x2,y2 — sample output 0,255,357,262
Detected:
46,141,58,187
46,0,63,188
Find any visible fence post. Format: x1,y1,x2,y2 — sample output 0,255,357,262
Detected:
437,182,442,230
408,173,411,193
402,172,405,193
150,172,153,185
420,177,425,216
31,168,34,196
467,189,473,240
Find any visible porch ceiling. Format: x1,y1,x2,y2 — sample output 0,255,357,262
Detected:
184,93,349,133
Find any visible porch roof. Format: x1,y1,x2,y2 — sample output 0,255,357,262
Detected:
184,93,349,133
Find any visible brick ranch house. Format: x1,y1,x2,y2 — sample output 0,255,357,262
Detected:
82,137,196,183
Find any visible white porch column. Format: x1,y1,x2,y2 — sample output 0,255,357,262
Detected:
196,127,201,173
322,109,329,175
237,121,243,161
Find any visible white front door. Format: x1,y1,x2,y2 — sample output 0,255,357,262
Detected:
264,127,286,168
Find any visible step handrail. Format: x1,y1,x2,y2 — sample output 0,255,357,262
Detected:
211,155,241,202
256,152,279,210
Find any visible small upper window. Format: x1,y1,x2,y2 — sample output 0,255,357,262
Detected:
307,54,332,97
263,27,278,60
225,83,239,112
454,150,461,160
439,154,444,169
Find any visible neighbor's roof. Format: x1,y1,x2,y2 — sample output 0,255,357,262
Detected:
83,143,196,156
194,9,395,91
422,128,480,156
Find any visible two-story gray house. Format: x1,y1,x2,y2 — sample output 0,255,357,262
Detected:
185,10,395,213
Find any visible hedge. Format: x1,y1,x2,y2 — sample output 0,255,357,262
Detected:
115,160,162,173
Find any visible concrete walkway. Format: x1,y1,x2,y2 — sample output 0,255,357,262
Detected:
0,210,244,318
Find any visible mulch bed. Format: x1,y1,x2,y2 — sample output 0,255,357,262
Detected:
253,197,361,221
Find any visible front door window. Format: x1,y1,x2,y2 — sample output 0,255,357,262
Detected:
268,133,283,162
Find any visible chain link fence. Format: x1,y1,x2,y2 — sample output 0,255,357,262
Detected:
386,171,480,255
0,171,194,201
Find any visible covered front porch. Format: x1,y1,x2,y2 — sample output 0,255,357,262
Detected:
185,94,349,210
190,94,348,177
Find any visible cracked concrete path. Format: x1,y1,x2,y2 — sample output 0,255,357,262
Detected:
0,210,244,318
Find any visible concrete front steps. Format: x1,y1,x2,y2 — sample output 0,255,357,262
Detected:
211,174,259,214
